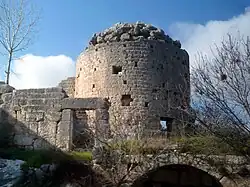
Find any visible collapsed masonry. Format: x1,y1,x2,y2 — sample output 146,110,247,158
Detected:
0,82,110,151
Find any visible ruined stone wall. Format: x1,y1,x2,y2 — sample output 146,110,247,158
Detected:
75,39,190,135
0,87,73,150
58,77,75,98
62,98,110,147
94,151,250,187
0,85,110,151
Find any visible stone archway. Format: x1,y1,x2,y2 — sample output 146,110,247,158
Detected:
131,164,223,187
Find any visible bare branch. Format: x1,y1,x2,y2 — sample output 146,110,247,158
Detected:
0,0,40,84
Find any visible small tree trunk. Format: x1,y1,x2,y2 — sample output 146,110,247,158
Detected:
5,52,12,85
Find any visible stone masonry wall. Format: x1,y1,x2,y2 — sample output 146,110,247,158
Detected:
0,87,73,150
58,77,75,98
75,39,190,136
0,85,110,151
94,151,250,186
62,98,110,149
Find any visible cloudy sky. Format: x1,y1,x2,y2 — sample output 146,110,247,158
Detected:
0,0,249,89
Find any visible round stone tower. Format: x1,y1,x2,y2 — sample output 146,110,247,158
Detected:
75,22,190,136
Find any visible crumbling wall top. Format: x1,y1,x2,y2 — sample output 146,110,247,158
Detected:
88,21,181,48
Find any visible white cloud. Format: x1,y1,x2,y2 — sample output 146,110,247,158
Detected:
9,54,75,89
169,7,250,69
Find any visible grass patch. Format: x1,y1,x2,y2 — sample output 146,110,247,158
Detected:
69,151,92,161
0,148,92,169
176,136,236,155
108,135,243,155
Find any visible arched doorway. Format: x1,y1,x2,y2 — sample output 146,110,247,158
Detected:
131,164,222,187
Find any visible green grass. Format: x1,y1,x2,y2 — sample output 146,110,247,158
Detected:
176,136,236,155
0,135,248,170
69,151,92,161
108,135,245,155
0,148,92,169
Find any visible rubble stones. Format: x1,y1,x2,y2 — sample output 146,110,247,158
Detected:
0,159,24,187
88,22,182,48
0,84,14,95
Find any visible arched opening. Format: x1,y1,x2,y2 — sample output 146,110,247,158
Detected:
132,164,222,187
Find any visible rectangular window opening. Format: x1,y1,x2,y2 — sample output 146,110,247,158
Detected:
160,117,173,133
121,94,133,106
112,66,122,74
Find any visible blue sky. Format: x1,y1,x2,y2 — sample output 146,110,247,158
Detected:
1,0,250,88
32,0,249,60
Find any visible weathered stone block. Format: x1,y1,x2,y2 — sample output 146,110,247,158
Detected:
27,99,44,105
0,84,14,94
1,93,13,103
61,109,73,121
29,122,38,134
26,113,37,122
22,105,46,112
45,92,66,99
13,134,34,146
45,111,61,122
61,98,109,110
44,98,62,105
95,109,109,120
33,139,55,150
35,112,44,122
38,121,56,134
56,121,72,150
45,87,64,93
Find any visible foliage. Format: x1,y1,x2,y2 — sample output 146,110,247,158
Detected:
177,136,237,155
108,135,242,155
0,0,40,84
191,34,250,160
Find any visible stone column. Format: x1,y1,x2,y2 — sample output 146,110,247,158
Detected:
56,109,73,151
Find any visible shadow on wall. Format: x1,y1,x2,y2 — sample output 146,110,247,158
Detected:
0,106,113,187
0,108,58,150
132,164,223,187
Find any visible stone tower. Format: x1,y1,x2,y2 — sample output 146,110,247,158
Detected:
75,22,190,136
